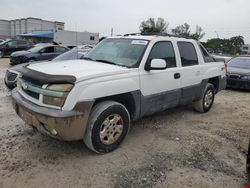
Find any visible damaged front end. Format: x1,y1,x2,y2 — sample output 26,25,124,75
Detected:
11,67,93,141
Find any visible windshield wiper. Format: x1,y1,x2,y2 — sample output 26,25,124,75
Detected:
95,59,117,66
81,57,93,60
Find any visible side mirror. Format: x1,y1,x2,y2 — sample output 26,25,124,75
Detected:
145,59,167,71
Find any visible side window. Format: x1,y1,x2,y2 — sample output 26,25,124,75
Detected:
177,42,198,66
198,44,215,63
44,46,55,53
148,41,176,68
55,46,67,53
17,40,27,46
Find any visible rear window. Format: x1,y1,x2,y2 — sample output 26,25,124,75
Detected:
228,58,250,68
177,42,198,66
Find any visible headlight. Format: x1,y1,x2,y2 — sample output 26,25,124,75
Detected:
241,76,250,80
43,84,73,107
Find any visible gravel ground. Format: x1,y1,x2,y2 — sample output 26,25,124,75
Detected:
0,58,249,188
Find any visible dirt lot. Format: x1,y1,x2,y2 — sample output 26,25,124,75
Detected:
0,58,249,188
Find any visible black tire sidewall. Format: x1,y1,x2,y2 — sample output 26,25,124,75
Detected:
91,104,130,153
202,84,215,112
0,50,3,58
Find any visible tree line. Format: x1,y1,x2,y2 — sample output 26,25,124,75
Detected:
139,18,244,55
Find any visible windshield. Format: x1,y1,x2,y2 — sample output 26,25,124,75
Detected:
83,38,148,68
27,46,45,53
228,58,250,69
0,41,6,45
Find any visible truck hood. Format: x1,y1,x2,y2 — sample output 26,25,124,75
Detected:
11,50,32,57
27,59,130,82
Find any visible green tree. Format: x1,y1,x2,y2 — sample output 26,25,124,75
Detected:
203,36,244,55
190,25,206,40
171,23,190,38
171,23,205,40
140,18,168,33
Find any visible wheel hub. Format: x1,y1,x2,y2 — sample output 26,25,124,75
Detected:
204,90,213,108
100,114,123,145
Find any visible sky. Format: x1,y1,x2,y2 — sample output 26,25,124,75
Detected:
1,0,250,43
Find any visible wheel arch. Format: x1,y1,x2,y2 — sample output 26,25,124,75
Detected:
208,76,219,93
92,91,141,121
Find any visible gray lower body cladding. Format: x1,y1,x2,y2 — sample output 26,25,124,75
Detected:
137,77,226,118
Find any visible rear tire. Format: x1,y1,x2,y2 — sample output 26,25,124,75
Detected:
193,83,215,113
84,101,130,153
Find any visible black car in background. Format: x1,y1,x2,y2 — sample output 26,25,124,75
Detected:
0,39,33,58
226,56,250,90
10,44,69,65
4,46,93,89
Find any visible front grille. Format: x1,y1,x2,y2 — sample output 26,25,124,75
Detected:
19,77,42,100
6,70,18,82
228,74,240,79
10,56,26,64
23,89,40,99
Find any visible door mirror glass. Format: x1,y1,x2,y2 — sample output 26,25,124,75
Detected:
145,59,167,71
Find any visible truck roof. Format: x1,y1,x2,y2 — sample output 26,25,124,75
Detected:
108,35,196,42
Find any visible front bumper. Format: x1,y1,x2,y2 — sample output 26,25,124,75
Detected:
12,89,93,141
226,78,250,90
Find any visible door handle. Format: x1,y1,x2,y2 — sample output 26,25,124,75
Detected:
174,73,181,79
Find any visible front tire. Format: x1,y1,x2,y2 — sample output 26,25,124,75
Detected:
193,83,215,113
84,101,130,153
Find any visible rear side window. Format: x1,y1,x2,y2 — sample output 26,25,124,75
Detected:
177,42,198,66
148,41,176,68
199,44,215,63
43,46,55,53
55,46,67,53
17,40,27,45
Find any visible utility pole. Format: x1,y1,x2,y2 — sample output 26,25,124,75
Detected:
111,28,113,36
214,31,219,38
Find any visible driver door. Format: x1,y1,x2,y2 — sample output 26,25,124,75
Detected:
139,41,181,116
39,46,56,61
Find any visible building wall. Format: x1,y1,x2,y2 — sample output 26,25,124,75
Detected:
10,21,15,37
20,19,26,34
0,17,65,38
0,20,11,39
53,30,99,46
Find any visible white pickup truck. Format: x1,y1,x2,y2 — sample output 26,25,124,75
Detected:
12,35,227,153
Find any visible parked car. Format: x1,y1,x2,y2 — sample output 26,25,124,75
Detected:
5,46,93,89
11,35,226,153
226,56,250,90
9,44,69,65
211,54,232,63
0,39,32,58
